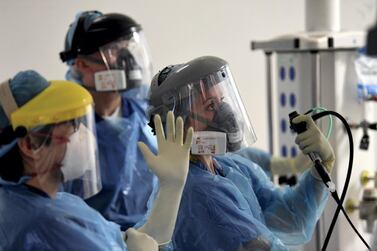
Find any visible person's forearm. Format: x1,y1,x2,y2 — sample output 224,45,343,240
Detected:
138,184,184,245
270,153,312,175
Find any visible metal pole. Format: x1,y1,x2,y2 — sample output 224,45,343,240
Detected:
266,52,274,154
311,51,321,109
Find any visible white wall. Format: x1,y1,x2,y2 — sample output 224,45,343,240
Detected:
0,0,375,150
0,0,307,151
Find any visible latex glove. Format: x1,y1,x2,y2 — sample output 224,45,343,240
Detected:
125,228,158,251
270,153,312,176
138,111,193,245
293,115,335,179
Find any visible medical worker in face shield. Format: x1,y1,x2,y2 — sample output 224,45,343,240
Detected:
59,11,158,230
0,70,193,250
148,56,336,251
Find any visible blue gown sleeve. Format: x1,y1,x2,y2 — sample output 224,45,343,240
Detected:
14,213,127,251
235,147,272,178
232,155,329,245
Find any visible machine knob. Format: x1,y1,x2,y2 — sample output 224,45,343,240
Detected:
360,170,374,187
346,199,359,214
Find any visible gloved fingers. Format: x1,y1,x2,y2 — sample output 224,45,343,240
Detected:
292,114,315,128
125,228,158,251
299,139,334,163
166,111,175,142
300,144,320,156
293,153,312,173
125,227,138,241
294,131,313,144
138,141,157,167
154,114,165,147
184,127,194,150
297,137,316,150
270,157,296,175
175,116,184,145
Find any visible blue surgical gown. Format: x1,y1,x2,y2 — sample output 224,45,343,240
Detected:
235,147,273,178
0,184,127,251
172,148,329,251
84,89,158,230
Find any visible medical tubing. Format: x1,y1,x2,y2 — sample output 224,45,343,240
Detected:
311,111,351,250
310,111,369,250
306,107,333,139
325,185,370,249
331,191,371,250
314,160,332,189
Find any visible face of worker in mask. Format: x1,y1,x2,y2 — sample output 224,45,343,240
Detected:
19,120,97,183
75,52,114,91
76,52,143,93
74,53,122,120
149,62,256,155
19,122,75,181
75,34,151,93
188,83,243,153
188,84,224,131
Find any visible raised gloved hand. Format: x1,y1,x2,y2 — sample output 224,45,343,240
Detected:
139,111,194,188
270,153,312,176
125,228,158,251
138,111,193,245
293,114,335,179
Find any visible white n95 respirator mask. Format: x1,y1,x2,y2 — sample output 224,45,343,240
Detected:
61,124,97,181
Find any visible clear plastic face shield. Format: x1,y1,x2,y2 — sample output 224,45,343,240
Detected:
25,107,101,199
174,66,257,155
84,31,153,92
